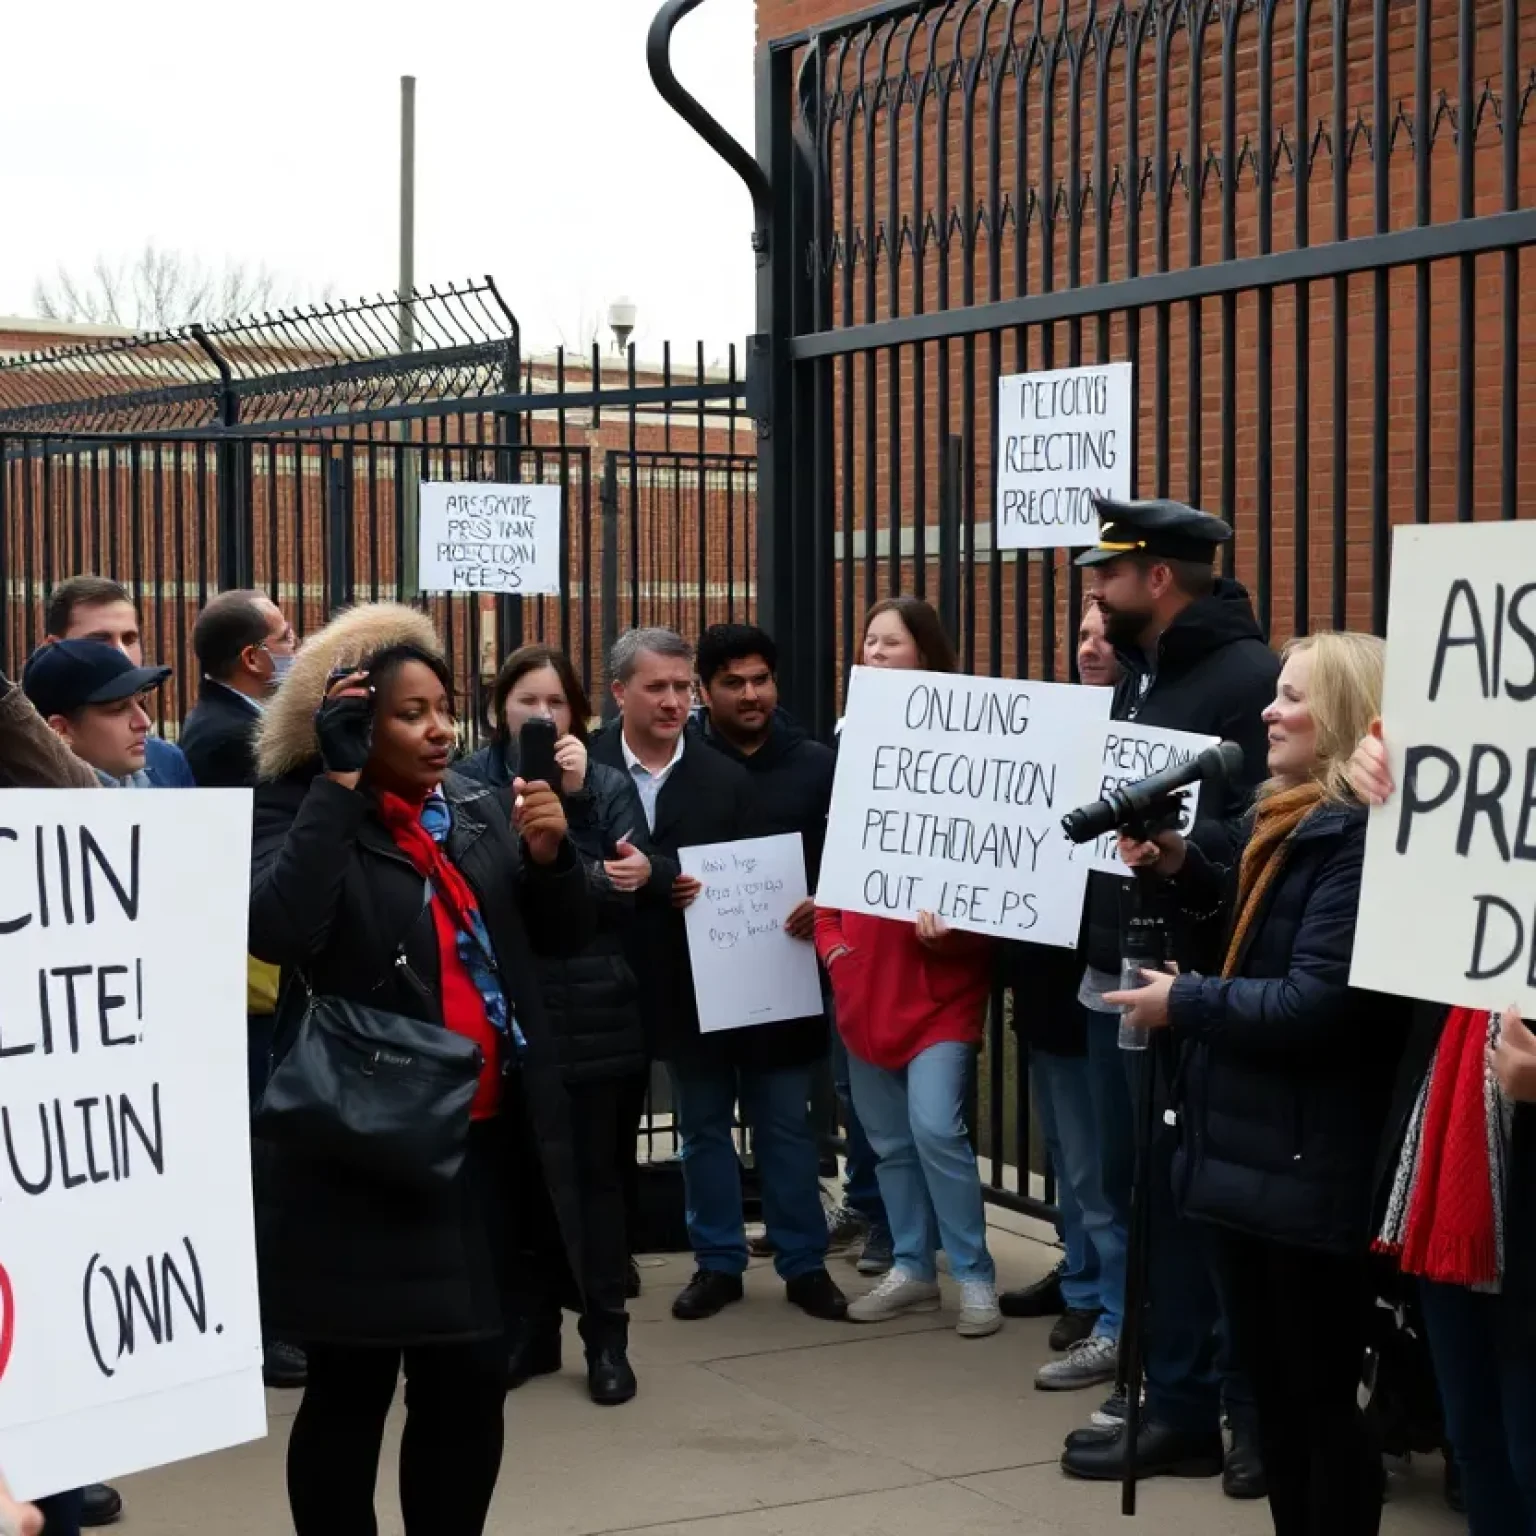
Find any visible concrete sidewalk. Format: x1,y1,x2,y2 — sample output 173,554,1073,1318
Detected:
118,1227,1461,1535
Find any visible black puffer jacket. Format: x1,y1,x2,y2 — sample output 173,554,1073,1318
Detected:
1084,580,1280,975
1167,801,1410,1255
693,707,836,885
459,739,662,1084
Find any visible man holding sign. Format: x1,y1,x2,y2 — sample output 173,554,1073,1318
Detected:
591,630,847,1326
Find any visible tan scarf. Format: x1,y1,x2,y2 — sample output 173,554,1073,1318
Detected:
1222,781,1327,978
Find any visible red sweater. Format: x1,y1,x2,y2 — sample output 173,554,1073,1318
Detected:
814,907,993,1071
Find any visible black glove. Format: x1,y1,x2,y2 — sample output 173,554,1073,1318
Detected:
314,692,374,775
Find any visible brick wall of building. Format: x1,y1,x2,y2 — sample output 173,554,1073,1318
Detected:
759,0,1536,687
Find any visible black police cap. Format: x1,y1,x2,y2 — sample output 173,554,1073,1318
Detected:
1074,497,1232,568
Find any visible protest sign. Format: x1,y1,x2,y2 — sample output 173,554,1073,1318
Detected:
1352,521,1536,1015
819,667,1112,946
1070,722,1220,876
0,791,264,1500
680,834,823,1033
995,362,1132,550
418,481,562,596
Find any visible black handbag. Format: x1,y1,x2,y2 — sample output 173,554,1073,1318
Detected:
254,899,484,1192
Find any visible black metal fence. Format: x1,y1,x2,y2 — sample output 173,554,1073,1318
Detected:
0,284,754,729
650,0,1535,1217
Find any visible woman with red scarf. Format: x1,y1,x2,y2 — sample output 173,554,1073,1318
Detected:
249,603,594,1536
1351,724,1536,1535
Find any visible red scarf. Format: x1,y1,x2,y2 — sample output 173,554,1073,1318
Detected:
1392,1007,1499,1285
375,792,501,1119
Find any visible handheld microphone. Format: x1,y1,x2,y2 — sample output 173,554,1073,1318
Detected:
1062,739,1245,845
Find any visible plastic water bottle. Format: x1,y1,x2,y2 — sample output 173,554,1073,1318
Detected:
1117,880,1168,1052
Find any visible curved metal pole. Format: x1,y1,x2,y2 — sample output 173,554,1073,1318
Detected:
647,0,772,249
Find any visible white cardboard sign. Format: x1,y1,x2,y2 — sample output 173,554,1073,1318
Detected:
1070,722,1221,876
0,790,265,1501
819,667,1112,946
1352,521,1536,1016
418,481,562,596
680,834,824,1033
995,362,1133,550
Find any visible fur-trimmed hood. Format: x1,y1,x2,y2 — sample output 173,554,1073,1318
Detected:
256,602,444,781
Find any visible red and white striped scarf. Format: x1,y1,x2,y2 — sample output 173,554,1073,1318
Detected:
1378,1007,1510,1289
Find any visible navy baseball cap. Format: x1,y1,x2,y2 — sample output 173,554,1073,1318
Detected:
22,640,171,719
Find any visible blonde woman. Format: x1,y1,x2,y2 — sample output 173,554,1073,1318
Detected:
1109,632,1410,1536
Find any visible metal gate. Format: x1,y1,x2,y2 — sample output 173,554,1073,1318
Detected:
653,0,1536,1214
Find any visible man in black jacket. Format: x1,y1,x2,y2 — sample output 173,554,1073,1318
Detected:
590,628,847,1325
181,589,296,788
693,625,889,1265
1058,499,1279,1496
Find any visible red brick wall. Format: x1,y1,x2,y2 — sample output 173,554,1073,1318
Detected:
759,0,1536,690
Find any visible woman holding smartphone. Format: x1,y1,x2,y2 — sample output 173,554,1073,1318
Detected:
250,604,593,1535
815,598,1002,1337
463,645,673,1406
1109,631,1407,1535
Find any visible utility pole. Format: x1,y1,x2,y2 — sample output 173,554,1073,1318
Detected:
398,74,421,598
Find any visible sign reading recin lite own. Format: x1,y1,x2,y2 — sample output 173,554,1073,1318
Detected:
0,790,264,1501
1353,521,1536,1017
995,362,1133,550
418,481,563,595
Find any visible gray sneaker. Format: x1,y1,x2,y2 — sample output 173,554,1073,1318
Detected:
853,1227,894,1276
1034,1333,1119,1392
847,1267,941,1323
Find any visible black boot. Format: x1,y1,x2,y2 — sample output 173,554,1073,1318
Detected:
1061,1419,1225,1482
587,1341,638,1406
1222,1426,1267,1500
999,1261,1066,1319
672,1268,744,1320
1444,1451,1465,1514
262,1339,308,1389
80,1484,124,1527
625,1257,642,1299
506,1315,562,1390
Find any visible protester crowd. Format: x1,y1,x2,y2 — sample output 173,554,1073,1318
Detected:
1,495,1532,1536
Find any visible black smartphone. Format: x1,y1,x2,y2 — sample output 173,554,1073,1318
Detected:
518,716,560,788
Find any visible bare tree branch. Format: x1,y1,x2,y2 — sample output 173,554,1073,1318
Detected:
31,248,321,331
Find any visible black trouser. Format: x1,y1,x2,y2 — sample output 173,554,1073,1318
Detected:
1211,1230,1383,1536
287,1339,506,1536
508,1072,648,1349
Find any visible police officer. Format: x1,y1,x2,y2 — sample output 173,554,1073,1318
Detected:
1058,498,1279,1498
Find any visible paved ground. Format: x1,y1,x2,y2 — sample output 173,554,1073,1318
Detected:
117,1216,1461,1535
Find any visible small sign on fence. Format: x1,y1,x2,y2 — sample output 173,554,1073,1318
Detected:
995,362,1133,550
418,482,562,596
0,791,264,1501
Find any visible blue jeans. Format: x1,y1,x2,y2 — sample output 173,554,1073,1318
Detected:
670,1058,828,1281
1420,1279,1536,1533
1032,1043,1127,1339
846,1042,995,1285
830,1030,889,1235
36,1490,84,1536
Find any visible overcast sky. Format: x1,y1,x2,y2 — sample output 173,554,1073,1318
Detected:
0,0,758,360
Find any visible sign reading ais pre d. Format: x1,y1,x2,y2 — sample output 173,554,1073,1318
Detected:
995,362,1132,550
418,481,562,596
0,791,264,1501
1352,522,1536,1016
